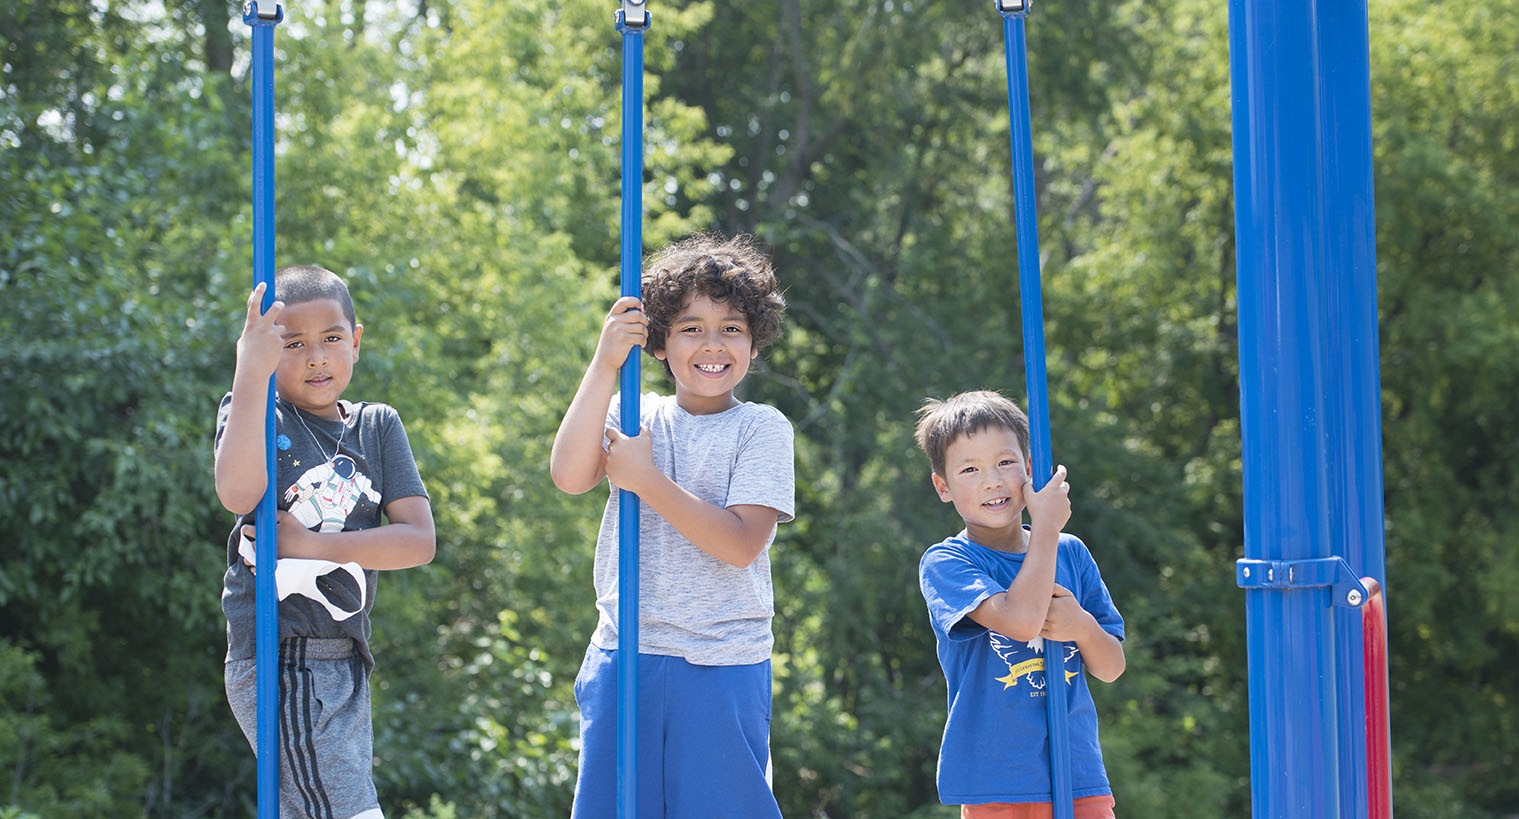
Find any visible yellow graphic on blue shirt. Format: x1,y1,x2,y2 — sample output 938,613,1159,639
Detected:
989,632,1079,694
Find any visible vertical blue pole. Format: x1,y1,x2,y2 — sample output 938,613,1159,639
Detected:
1317,0,1386,812
243,3,283,817
1000,10,1072,817
1227,0,1343,813
616,6,647,818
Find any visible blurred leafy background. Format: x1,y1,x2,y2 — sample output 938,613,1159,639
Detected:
2,0,1516,816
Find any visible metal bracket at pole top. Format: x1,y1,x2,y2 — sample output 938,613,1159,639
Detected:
617,0,650,31
1237,556,1370,608
996,0,1033,20
243,1,283,24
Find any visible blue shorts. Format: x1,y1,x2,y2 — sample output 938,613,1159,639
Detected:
571,646,781,819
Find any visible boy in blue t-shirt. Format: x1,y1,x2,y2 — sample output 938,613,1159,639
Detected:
550,234,794,818
914,390,1126,819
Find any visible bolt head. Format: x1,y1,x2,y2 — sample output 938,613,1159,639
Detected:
1347,589,1363,606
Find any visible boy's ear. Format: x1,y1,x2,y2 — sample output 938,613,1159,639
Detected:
651,345,666,361
351,323,363,359
931,472,952,503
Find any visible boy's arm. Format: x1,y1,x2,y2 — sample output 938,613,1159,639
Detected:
215,284,285,515
242,496,435,570
550,297,648,495
603,427,779,568
1042,584,1126,683
965,465,1072,642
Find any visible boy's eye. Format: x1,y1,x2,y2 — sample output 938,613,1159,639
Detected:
284,340,302,350
325,335,343,343
960,466,976,475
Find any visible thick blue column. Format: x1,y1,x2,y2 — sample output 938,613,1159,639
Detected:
1227,0,1348,814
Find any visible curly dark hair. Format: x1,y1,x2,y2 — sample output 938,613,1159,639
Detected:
641,233,786,360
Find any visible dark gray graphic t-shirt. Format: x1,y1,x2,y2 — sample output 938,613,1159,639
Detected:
215,395,427,673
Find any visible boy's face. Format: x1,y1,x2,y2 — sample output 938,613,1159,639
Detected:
931,426,1033,545
653,294,757,415
275,297,362,420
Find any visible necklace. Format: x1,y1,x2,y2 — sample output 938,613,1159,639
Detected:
283,399,350,466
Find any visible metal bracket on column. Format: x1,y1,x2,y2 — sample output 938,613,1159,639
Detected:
996,0,1033,19
1236,556,1369,608
617,0,649,31
242,0,283,22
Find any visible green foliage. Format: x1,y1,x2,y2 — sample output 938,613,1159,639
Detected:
2,0,1516,815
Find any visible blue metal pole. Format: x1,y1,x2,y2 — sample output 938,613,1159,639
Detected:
997,5,1073,816
243,3,283,817
1316,0,1386,812
615,4,648,817
1227,0,1343,813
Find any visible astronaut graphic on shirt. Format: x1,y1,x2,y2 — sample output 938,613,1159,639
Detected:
284,454,381,533
237,454,381,621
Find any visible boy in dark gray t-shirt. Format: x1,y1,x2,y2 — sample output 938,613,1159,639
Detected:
214,265,433,819
551,234,795,818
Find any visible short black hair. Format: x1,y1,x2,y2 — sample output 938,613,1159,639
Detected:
914,390,1031,477
274,265,356,329
642,234,786,364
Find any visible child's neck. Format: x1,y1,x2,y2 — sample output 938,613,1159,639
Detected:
674,389,740,415
966,521,1029,553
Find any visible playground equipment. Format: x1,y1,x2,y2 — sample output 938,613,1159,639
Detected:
242,3,282,816
1226,0,1393,811
614,3,649,817
241,0,1394,814
993,1,1075,815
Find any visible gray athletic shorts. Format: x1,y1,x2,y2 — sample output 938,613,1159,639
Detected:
226,637,384,819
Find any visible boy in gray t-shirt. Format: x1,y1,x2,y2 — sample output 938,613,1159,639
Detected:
215,265,434,818
551,234,795,818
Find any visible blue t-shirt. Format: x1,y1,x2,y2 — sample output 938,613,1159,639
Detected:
919,529,1124,805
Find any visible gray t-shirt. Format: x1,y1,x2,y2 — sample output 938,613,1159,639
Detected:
592,392,796,666
214,395,428,673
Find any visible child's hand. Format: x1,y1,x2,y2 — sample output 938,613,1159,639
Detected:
603,425,658,494
1040,583,1095,642
236,282,285,380
1025,464,1071,534
240,510,317,562
592,296,649,375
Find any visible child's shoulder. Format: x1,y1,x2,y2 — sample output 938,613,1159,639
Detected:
738,400,791,427
919,532,976,568
1056,530,1095,560
348,400,408,429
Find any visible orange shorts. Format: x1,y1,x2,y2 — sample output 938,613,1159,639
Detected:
961,795,1116,819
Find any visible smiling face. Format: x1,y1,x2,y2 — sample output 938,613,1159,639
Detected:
652,294,757,415
274,297,362,420
931,425,1034,551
